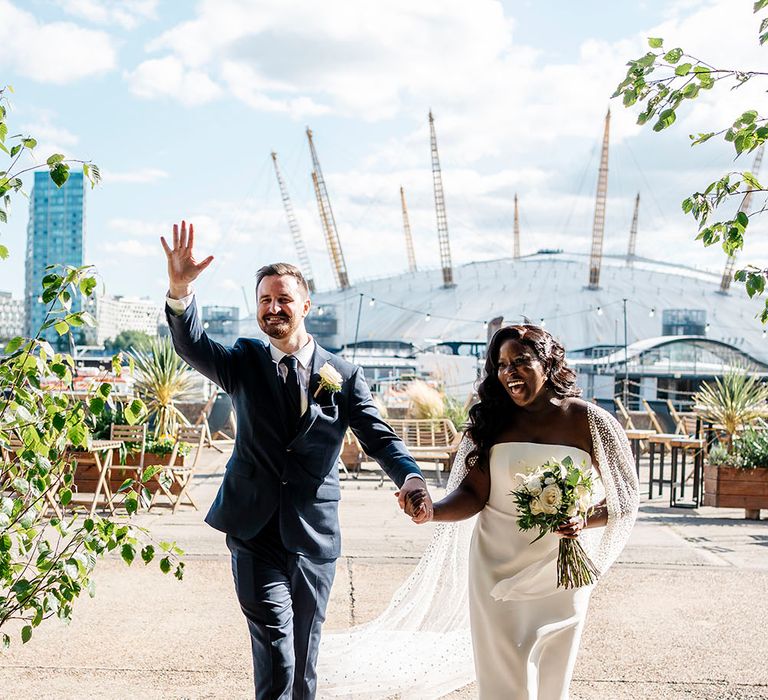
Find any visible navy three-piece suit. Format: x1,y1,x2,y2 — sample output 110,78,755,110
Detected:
166,300,422,699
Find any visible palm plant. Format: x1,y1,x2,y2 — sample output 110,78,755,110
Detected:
694,369,768,451
130,336,196,438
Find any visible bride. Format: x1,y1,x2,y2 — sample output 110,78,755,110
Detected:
318,325,639,700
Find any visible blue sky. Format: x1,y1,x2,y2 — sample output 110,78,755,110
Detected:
1,0,766,312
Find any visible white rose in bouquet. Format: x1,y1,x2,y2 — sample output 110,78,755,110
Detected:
539,483,563,514
529,497,544,515
524,475,543,496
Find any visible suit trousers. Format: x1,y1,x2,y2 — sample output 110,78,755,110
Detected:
226,513,337,700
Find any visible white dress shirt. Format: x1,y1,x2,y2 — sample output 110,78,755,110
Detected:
166,292,424,484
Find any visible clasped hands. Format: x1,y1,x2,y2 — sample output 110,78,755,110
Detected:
396,479,433,524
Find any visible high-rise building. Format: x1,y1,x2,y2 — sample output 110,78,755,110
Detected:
0,291,25,342
25,171,85,342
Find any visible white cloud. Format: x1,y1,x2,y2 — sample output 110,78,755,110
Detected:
125,55,222,105
18,117,79,159
55,0,158,30
108,218,166,237
0,0,116,83
104,167,169,184
101,239,156,257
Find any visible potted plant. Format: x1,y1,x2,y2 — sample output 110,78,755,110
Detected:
704,430,768,519
130,336,196,438
695,370,768,519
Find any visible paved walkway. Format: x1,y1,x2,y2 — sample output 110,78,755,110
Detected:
1,448,766,699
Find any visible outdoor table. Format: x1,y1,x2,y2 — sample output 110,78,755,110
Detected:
66,440,122,517
624,429,656,474
647,435,706,507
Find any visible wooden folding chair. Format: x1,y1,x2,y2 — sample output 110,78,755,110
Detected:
110,423,147,468
195,392,223,453
148,425,205,513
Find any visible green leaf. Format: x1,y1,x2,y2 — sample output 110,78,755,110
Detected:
690,132,714,146
754,0,768,11
0,243,8,260
648,37,663,48
2,634,10,649
89,397,105,415
663,48,683,64
743,171,763,190
53,320,69,336
98,382,112,399
124,491,138,515
21,626,32,644
141,545,155,564
159,557,172,574
49,162,70,188
121,543,135,565
124,398,146,425
741,110,759,124
736,211,749,229
117,478,135,493
141,465,163,483
46,153,65,166
79,276,97,297
682,83,700,99
653,109,676,132
5,336,23,353
21,137,36,149
674,62,692,76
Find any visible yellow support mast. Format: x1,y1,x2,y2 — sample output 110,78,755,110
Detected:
588,109,611,290
400,186,418,273
429,111,454,287
306,127,350,290
271,152,315,292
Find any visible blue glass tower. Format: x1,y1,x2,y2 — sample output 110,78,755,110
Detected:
24,171,85,342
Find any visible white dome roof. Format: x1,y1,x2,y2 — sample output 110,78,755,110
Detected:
310,251,767,362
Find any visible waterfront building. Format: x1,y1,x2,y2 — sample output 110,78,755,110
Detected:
85,294,163,347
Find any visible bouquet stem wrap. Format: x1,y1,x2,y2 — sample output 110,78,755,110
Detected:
557,538,600,589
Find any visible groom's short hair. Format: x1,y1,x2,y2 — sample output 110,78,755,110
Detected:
256,263,310,297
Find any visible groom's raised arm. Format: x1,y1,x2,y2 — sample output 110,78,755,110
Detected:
161,220,239,393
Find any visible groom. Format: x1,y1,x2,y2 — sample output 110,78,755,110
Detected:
161,221,433,699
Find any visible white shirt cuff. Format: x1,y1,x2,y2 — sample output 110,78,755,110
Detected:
403,473,425,484
166,291,194,316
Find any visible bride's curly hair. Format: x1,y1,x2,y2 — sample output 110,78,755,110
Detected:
466,325,581,471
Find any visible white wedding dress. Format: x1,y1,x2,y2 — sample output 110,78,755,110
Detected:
469,442,601,700
318,405,638,700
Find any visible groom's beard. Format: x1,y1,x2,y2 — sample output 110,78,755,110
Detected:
259,313,294,339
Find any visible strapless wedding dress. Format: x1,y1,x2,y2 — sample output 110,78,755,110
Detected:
469,442,602,700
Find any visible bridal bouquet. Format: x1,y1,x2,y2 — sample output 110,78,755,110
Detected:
511,456,600,589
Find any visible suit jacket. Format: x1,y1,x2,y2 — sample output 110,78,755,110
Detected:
166,301,423,559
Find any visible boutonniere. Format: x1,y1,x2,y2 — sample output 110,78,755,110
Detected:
314,362,343,397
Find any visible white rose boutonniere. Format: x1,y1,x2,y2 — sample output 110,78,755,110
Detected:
314,362,343,397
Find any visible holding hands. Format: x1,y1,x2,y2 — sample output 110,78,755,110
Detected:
397,479,434,524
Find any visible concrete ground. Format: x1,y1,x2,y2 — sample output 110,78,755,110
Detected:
1,447,767,699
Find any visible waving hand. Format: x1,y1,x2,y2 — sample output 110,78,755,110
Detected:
160,220,214,299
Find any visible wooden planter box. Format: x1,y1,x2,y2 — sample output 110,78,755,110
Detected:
703,464,768,519
123,451,187,468
70,452,185,498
